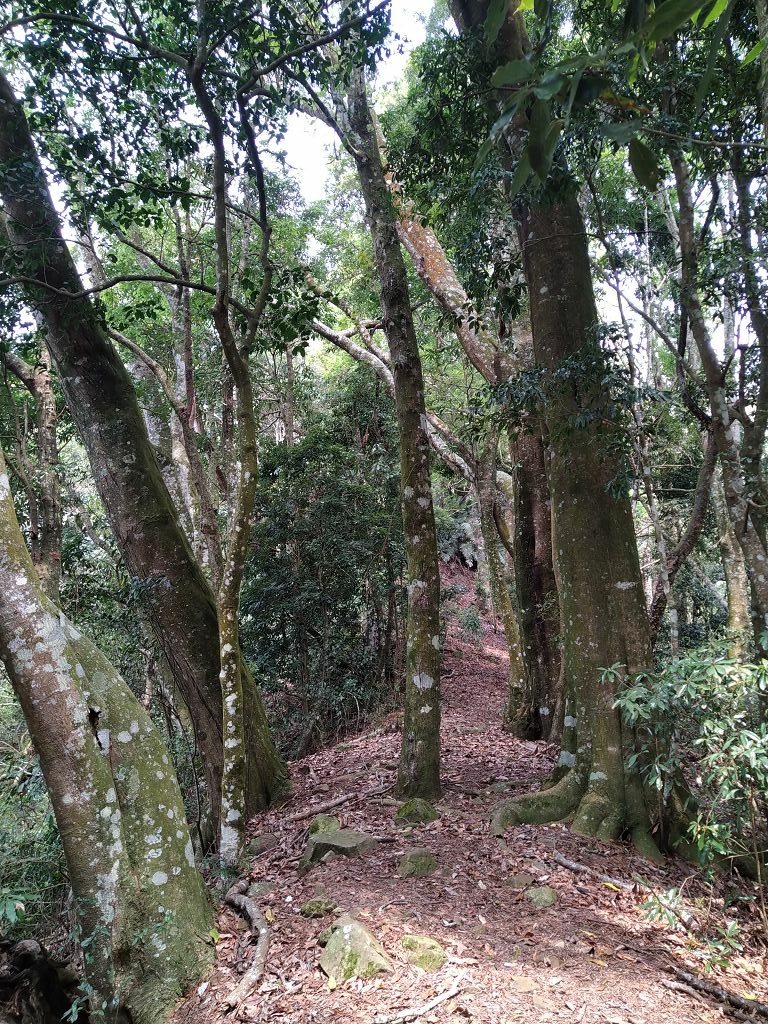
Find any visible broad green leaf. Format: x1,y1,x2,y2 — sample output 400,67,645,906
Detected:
693,0,735,111
601,119,642,143
507,150,532,199
744,39,766,66
491,59,533,87
628,137,662,190
473,134,497,173
700,0,728,28
517,0,535,9
527,98,551,177
643,0,704,41
485,0,511,44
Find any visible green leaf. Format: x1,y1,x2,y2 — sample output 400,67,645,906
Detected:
532,69,566,100
507,150,532,199
517,0,535,9
693,0,735,111
601,119,642,143
473,134,497,173
491,59,534,87
643,0,704,40
485,0,511,44
700,0,728,28
527,98,551,178
744,39,766,66
628,137,662,190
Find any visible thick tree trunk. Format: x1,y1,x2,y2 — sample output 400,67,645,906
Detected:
450,0,660,855
0,447,213,1024
0,71,288,834
346,70,442,799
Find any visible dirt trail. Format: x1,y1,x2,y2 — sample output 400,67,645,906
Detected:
177,564,767,1024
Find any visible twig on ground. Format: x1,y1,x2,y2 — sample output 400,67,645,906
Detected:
551,851,698,929
373,978,463,1023
283,784,392,824
223,880,270,1016
665,968,768,1019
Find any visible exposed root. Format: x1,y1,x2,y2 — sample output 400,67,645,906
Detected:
492,770,664,863
223,880,270,1016
491,770,583,835
665,968,768,1020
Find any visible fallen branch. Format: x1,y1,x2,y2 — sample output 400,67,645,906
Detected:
283,784,392,824
223,880,270,1015
551,852,698,930
374,979,463,1023
665,968,768,1020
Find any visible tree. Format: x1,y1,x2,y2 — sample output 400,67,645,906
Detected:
0,443,212,1024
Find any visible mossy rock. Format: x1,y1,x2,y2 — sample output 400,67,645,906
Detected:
308,814,342,836
319,915,392,982
395,799,439,826
299,829,378,873
300,897,337,918
397,848,438,878
525,886,558,909
401,934,445,971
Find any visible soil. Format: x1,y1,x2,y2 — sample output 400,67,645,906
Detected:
175,563,768,1024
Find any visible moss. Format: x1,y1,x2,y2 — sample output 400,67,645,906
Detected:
401,934,445,971
300,898,337,918
308,814,341,836
395,799,438,825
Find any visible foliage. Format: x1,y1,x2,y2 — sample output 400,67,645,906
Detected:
612,643,768,870
240,366,405,756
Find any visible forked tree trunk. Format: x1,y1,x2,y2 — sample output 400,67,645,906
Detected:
0,447,213,1024
0,70,288,837
345,70,442,798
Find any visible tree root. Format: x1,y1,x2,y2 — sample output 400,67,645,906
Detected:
223,880,270,1016
664,969,768,1020
491,771,664,863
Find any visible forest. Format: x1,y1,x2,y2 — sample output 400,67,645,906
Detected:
0,0,766,1021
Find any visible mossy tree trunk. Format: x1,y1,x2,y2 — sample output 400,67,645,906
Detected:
0,70,288,839
344,70,442,799
0,446,213,1024
450,0,661,856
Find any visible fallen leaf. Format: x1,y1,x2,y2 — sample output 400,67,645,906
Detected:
510,976,538,993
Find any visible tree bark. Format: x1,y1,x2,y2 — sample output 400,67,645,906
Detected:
345,70,442,799
0,446,213,1024
0,70,288,838
450,0,661,856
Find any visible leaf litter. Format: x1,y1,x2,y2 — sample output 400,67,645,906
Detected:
174,563,768,1024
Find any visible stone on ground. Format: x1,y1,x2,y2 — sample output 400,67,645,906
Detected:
247,880,275,898
246,833,278,857
395,798,439,825
398,848,438,878
505,872,536,890
401,934,445,971
300,897,337,918
308,813,342,835
525,885,558,908
300,829,378,872
319,915,392,982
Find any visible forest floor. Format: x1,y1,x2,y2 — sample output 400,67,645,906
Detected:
176,563,768,1024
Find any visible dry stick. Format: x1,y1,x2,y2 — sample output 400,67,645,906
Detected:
373,979,463,1024
551,852,698,930
223,880,270,1015
664,970,768,1020
282,785,392,824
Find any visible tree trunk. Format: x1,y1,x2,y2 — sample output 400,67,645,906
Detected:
0,447,213,1024
345,70,442,799
713,466,751,653
0,70,289,836
450,0,661,856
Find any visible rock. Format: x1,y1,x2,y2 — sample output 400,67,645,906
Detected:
506,872,536,890
319,915,392,982
247,880,275,898
395,799,439,825
246,833,278,857
401,934,445,971
300,829,378,872
300,897,337,918
525,886,558,909
308,814,341,836
398,848,438,878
